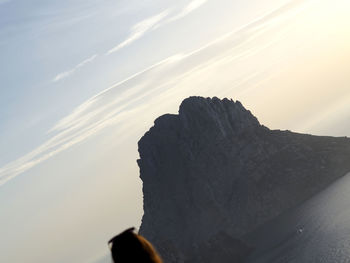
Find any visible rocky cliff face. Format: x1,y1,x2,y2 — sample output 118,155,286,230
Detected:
137,96,350,263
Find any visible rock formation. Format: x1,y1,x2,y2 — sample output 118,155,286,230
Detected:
137,96,350,262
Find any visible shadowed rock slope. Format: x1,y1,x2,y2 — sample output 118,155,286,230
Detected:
137,96,350,263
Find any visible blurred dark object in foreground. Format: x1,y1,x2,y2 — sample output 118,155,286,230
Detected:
108,227,163,263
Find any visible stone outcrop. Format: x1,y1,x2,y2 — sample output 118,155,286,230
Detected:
137,96,350,262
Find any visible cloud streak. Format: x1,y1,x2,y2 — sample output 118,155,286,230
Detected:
0,0,312,186
107,10,169,54
53,54,98,82
167,0,208,22
107,0,208,55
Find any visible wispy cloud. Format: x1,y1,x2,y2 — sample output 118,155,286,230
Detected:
106,1,208,55
107,10,169,54
168,0,208,22
52,54,98,82
0,0,311,186
0,55,182,186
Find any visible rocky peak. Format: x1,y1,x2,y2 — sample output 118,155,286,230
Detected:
137,96,350,263
178,96,261,137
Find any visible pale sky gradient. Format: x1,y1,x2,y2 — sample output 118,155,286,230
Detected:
0,0,350,262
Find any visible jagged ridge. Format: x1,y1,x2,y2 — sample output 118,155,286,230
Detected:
137,96,350,263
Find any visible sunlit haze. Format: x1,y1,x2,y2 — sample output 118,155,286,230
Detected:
0,0,349,262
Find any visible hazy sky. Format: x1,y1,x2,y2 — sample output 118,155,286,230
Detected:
1,0,349,262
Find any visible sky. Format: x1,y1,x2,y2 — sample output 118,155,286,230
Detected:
0,0,350,262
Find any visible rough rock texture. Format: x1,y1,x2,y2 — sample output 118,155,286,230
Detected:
137,96,350,263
